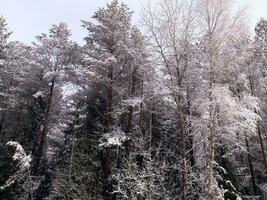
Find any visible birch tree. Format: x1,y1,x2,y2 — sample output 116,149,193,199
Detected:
142,0,197,199
194,0,260,198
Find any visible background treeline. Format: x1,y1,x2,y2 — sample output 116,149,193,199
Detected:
1,0,267,199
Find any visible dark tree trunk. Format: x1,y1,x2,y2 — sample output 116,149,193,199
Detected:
246,138,257,195
180,119,187,200
103,67,113,200
248,76,267,170
32,78,55,174
257,123,267,170
126,69,137,134
139,81,144,129
186,85,195,167
107,69,113,131
176,94,187,200
0,112,5,134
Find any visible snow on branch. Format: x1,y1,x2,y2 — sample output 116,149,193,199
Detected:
99,128,129,148
33,91,45,99
0,141,32,190
122,97,143,107
6,141,32,171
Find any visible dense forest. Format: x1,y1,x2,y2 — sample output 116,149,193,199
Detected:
2,0,267,199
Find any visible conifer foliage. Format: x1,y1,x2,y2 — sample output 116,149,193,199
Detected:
1,1,267,200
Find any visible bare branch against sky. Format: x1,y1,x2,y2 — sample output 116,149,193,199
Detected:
0,0,265,44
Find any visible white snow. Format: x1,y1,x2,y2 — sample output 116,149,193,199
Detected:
33,91,45,98
6,141,32,171
99,128,129,148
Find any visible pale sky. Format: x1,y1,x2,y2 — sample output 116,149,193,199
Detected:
0,0,266,44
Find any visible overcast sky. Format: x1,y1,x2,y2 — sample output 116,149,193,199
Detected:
0,0,266,44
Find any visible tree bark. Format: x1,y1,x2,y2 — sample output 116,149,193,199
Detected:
139,81,144,129
186,85,195,167
207,106,216,200
103,66,113,200
69,107,78,180
107,68,113,131
126,106,133,133
173,72,188,200
0,112,5,135
32,78,55,174
248,75,267,171
177,98,188,200
257,123,267,170
246,138,257,195
126,69,137,134
207,37,216,200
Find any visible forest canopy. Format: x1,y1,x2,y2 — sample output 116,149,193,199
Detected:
1,0,267,199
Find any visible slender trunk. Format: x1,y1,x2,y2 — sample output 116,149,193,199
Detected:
69,107,78,180
0,112,5,134
186,85,195,167
178,100,187,200
174,86,187,200
31,125,40,156
33,78,55,174
249,75,267,171
174,52,188,200
103,148,111,199
180,122,187,200
126,70,136,134
139,81,144,129
107,69,113,130
207,106,216,200
207,37,216,200
246,138,257,195
188,136,194,167
107,83,113,129
125,104,133,157
148,111,153,200
237,133,244,164
103,66,113,200
69,134,76,179
126,106,133,133
257,123,267,170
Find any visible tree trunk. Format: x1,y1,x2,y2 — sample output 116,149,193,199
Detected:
180,115,187,200
32,78,55,174
126,106,133,133
207,106,216,200
175,94,188,200
246,138,257,195
69,108,78,180
103,147,111,200
207,35,217,200
126,70,137,134
139,81,144,129
257,123,267,170
0,112,5,134
107,69,113,131
103,67,113,200
249,76,267,171
186,85,195,167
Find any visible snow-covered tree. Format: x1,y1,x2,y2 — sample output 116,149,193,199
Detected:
31,23,78,174
82,1,149,198
191,0,259,199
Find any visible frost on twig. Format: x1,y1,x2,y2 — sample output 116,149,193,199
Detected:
0,141,32,190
